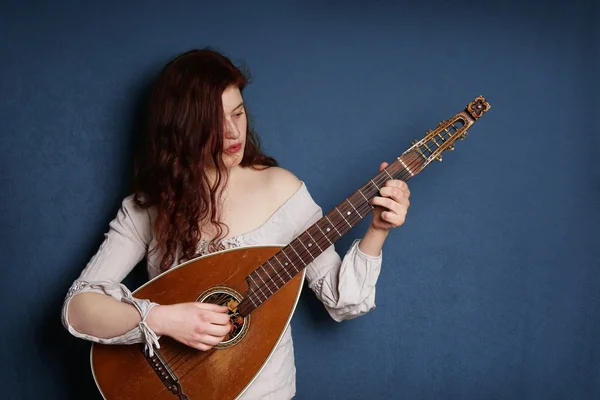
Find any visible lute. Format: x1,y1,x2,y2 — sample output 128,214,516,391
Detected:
90,96,491,399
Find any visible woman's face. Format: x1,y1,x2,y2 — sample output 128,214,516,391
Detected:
220,85,247,169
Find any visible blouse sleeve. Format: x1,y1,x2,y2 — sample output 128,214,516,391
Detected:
292,187,383,322
61,195,161,355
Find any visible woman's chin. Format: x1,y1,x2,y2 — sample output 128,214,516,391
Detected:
223,154,243,169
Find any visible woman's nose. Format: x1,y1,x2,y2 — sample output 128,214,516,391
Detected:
224,119,240,139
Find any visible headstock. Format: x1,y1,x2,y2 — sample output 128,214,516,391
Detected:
400,96,490,171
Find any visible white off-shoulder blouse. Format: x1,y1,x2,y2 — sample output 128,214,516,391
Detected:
62,182,383,399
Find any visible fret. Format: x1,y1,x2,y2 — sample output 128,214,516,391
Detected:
288,241,308,265
282,247,301,272
261,267,275,294
308,232,322,253
279,249,292,268
370,179,380,190
272,259,291,279
398,158,415,177
383,169,393,180
354,192,374,213
296,235,315,259
355,199,373,220
272,254,288,276
346,198,363,219
256,267,273,294
248,275,265,302
267,260,288,284
303,232,320,256
248,295,257,307
357,188,370,205
335,207,352,228
305,230,323,252
325,215,342,236
315,221,332,245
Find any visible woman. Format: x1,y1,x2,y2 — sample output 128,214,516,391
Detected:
62,48,411,399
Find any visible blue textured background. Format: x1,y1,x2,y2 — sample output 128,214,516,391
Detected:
1,1,598,399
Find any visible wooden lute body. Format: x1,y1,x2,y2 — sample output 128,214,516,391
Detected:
90,97,491,399
91,245,301,400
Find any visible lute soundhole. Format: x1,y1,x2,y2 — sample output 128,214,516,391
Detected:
196,286,250,349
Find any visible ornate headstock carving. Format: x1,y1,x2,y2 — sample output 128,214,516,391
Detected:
467,95,491,119
400,96,490,169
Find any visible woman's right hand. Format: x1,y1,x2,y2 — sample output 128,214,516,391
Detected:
146,302,232,351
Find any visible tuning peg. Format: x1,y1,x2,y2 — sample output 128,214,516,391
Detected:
436,155,443,162
448,145,455,151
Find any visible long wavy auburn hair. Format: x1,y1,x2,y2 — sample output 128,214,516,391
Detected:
133,48,277,272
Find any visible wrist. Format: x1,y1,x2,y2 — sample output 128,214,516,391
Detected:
358,224,389,256
367,223,390,239
145,304,167,336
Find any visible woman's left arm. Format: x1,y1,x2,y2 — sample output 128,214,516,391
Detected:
358,161,411,256
299,162,411,321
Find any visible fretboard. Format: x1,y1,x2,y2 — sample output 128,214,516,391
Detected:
237,150,425,316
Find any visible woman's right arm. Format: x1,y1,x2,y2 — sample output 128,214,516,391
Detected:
62,195,162,354
62,196,231,355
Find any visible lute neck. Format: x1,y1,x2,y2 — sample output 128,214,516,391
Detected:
237,151,424,317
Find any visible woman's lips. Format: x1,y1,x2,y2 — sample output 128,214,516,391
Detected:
226,143,242,153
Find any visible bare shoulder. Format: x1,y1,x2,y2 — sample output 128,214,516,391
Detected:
262,166,302,203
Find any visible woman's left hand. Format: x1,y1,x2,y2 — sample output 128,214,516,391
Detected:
369,161,411,231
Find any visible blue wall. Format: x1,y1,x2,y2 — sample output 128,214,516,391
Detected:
1,1,598,399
